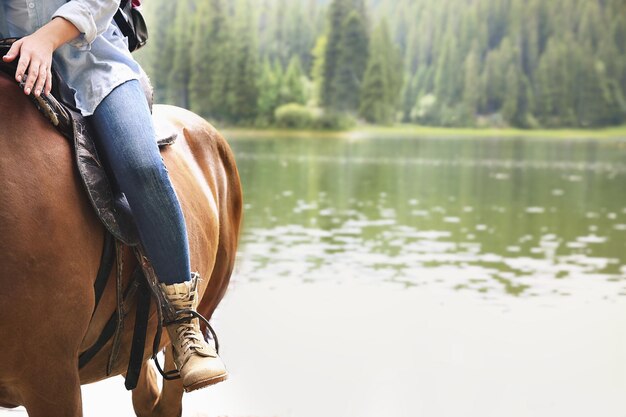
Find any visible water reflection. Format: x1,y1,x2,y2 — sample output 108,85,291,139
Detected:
230,136,626,298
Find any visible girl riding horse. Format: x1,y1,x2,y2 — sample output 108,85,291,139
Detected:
1,0,227,392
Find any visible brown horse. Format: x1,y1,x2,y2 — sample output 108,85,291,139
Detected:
0,72,243,417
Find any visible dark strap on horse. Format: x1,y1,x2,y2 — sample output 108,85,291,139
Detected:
78,307,118,368
124,277,151,390
94,232,116,309
107,240,126,375
77,232,116,369
79,265,143,370
132,247,180,380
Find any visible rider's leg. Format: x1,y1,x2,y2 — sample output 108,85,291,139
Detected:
89,79,227,391
89,80,190,285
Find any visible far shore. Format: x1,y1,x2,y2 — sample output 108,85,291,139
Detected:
221,124,626,140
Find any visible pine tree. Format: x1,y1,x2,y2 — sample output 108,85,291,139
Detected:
256,58,281,124
613,15,626,96
360,56,390,123
577,1,602,50
521,3,540,77
226,0,260,123
310,35,327,106
321,0,351,108
207,2,233,121
189,0,231,120
282,56,307,105
271,0,289,65
189,0,213,117
359,20,402,124
434,31,461,106
462,46,480,116
284,2,316,71
380,19,404,111
575,56,625,127
332,10,370,111
481,38,516,114
502,64,533,127
535,38,575,126
165,0,195,107
401,67,427,122
139,0,177,104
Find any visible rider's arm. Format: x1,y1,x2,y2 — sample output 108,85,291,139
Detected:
51,0,120,49
1,0,119,97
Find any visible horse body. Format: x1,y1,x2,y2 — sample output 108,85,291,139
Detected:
0,74,243,416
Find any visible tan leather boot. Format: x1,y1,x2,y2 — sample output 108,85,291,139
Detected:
160,276,228,392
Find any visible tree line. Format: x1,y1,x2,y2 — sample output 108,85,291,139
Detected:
138,0,626,129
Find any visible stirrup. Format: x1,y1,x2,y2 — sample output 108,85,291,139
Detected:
165,308,221,353
152,311,220,381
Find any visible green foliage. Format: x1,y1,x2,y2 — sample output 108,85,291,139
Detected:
374,0,626,128
462,44,481,116
143,0,177,104
411,94,438,125
312,112,356,130
359,20,403,124
256,59,282,124
321,0,369,110
502,65,535,128
189,0,232,121
320,0,351,108
274,103,315,128
225,0,259,123
434,31,461,106
273,104,356,130
310,35,328,106
137,0,626,129
165,0,195,107
281,56,308,105
331,10,369,111
359,57,389,123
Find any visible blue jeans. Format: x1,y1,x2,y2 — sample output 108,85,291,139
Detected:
89,79,190,285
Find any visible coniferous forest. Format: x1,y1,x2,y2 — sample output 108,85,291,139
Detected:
137,0,626,129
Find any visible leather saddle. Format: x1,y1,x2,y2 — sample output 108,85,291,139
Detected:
0,38,177,246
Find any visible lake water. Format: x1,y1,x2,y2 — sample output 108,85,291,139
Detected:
233,135,626,298
3,134,626,417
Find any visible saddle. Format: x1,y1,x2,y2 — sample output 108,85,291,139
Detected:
0,38,180,390
0,38,177,246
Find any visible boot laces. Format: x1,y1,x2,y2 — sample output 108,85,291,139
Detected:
173,300,204,357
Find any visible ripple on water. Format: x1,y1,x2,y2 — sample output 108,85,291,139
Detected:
236,215,624,299
233,137,626,301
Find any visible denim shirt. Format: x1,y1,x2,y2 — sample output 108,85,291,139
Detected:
1,0,142,116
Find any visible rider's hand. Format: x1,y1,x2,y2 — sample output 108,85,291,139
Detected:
2,17,80,97
3,35,55,97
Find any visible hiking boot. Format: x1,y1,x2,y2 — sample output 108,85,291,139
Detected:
160,275,228,392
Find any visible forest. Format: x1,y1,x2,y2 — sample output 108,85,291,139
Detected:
137,0,626,129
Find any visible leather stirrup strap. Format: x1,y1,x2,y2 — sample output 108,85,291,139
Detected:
107,240,126,375
124,277,151,390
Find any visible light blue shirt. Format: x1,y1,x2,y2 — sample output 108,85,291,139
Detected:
2,0,142,116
